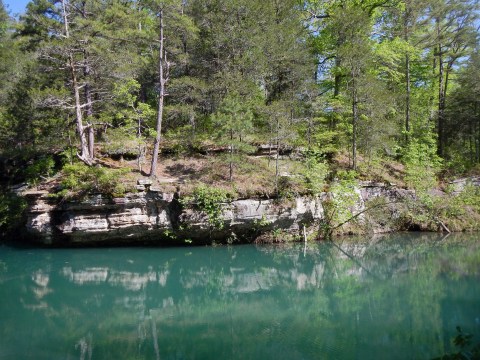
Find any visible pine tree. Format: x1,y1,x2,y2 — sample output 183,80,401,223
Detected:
140,0,197,177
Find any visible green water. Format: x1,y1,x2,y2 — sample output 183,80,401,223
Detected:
0,233,479,360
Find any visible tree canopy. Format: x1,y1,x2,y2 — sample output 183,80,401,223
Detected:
0,0,479,182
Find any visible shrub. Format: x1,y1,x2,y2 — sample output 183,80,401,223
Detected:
321,170,360,238
181,185,233,230
0,192,27,235
102,128,145,157
60,163,130,197
403,137,442,193
25,156,56,186
277,175,296,198
435,184,480,231
302,153,329,194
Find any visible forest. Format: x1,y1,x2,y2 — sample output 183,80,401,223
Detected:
0,0,480,235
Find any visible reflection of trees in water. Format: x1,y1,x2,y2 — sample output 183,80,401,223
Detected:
0,234,479,359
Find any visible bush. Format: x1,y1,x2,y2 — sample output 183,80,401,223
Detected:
277,175,297,198
60,163,130,197
181,185,233,230
302,153,329,194
435,184,480,231
0,192,27,235
403,137,442,192
321,170,360,238
102,128,145,157
25,156,56,186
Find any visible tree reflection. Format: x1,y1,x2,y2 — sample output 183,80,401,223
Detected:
0,233,479,359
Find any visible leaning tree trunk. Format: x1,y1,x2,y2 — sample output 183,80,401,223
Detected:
150,8,166,178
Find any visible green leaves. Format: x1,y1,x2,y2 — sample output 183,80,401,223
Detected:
61,163,130,198
321,170,361,238
302,154,329,194
182,185,233,230
0,0,479,194
212,94,254,141
403,136,442,192
113,78,155,129
0,192,26,233
25,156,56,186
211,93,256,180
432,326,480,360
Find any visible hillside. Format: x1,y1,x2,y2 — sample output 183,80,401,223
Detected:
0,0,480,240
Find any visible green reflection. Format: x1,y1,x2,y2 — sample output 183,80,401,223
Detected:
0,232,479,359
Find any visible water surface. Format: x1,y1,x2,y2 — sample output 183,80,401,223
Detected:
0,232,479,359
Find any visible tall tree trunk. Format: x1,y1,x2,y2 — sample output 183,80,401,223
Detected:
81,2,94,159
405,53,411,141
333,57,341,98
150,8,166,177
436,17,445,158
333,2,346,99
88,125,94,159
62,0,92,165
404,1,411,143
84,58,95,159
229,129,233,182
70,54,91,165
351,75,358,171
477,117,480,163
275,116,280,195
469,121,474,164
437,51,445,158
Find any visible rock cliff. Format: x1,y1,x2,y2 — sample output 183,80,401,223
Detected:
24,181,414,245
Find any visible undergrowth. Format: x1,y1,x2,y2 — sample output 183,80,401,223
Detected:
57,163,132,198
181,185,234,230
0,191,27,236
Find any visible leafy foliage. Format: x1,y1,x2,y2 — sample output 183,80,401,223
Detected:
432,327,480,360
211,93,256,181
25,156,56,186
0,191,27,235
321,170,361,238
60,163,130,198
403,135,442,188
181,185,233,230
302,152,330,195
0,0,478,231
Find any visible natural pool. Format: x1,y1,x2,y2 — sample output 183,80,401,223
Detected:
0,232,479,359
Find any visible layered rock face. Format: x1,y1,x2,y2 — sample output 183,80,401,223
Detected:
25,191,324,244
24,182,413,245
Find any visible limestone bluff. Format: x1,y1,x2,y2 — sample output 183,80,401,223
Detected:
24,182,416,245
